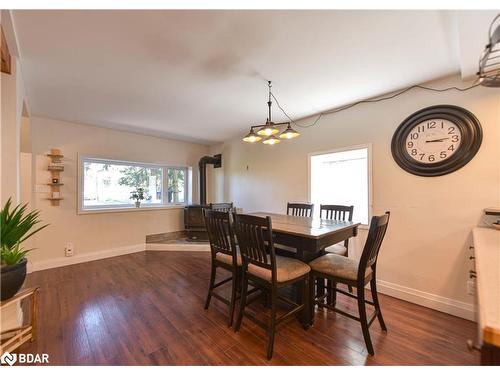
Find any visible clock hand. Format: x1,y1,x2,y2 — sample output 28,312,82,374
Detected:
425,138,449,143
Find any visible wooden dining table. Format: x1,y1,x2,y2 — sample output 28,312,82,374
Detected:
249,212,360,262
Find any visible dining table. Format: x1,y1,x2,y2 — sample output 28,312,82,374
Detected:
249,212,360,262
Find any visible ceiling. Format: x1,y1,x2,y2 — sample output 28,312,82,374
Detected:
12,10,497,144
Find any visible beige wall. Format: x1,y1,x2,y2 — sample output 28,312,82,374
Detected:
0,57,25,205
209,75,500,319
28,117,209,269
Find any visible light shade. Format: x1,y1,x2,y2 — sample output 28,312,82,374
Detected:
242,129,262,143
256,122,279,136
262,134,281,145
279,124,300,139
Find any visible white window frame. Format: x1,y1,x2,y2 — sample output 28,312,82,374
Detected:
78,155,190,214
307,143,373,229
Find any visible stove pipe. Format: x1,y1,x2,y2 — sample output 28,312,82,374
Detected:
198,154,221,205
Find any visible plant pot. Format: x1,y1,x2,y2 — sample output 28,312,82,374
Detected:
135,201,141,208
1,258,27,301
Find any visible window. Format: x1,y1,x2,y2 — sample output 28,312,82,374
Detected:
79,157,189,212
309,145,371,225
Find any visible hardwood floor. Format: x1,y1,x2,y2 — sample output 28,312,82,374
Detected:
18,251,479,365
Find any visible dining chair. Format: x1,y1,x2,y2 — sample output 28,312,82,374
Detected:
287,202,314,217
233,213,311,360
320,205,355,297
308,211,390,356
320,205,354,256
203,209,241,327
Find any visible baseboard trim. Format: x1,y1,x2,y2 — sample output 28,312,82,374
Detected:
28,244,146,273
376,279,475,321
146,243,210,252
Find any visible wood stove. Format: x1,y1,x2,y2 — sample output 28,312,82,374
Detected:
184,154,233,241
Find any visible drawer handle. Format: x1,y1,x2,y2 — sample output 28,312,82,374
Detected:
469,256,475,260
467,339,481,352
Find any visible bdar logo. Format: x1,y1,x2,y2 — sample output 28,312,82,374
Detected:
0,352,49,366
1,352,17,366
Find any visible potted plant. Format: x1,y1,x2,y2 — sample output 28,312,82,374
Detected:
130,187,148,208
1,198,48,301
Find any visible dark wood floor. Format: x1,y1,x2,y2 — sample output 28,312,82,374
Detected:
19,251,479,365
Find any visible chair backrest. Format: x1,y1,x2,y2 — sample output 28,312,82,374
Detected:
233,213,277,280
204,209,238,264
358,211,390,278
210,202,234,212
320,204,354,221
287,202,314,217
320,205,354,248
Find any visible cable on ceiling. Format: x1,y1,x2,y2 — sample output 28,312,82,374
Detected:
270,82,482,129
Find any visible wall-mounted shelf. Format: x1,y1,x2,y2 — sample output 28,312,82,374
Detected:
47,166,64,172
47,148,63,206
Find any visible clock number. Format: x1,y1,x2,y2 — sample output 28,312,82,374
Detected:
448,127,455,134
452,135,459,142
440,151,447,159
411,149,417,155
419,153,425,161
440,121,445,129
407,141,413,148
418,125,425,133
410,133,418,140
428,155,435,162
427,121,436,129
448,145,455,151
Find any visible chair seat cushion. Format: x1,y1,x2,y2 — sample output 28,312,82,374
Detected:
248,255,310,283
325,243,347,256
309,254,371,280
216,250,242,266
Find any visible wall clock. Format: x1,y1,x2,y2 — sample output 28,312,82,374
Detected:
391,105,482,177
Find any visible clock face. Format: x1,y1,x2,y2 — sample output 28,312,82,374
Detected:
391,105,482,177
405,119,462,164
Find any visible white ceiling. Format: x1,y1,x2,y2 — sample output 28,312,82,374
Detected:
12,10,497,144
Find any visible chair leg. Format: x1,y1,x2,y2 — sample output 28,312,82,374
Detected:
357,285,374,355
345,250,353,294
370,278,387,331
301,276,310,329
328,280,337,307
267,286,277,360
204,263,216,310
308,273,316,326
228,271,238,327
234,272,248,332
316,277,325,307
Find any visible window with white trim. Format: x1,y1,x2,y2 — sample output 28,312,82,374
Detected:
309,145,371,225
79,157,189,211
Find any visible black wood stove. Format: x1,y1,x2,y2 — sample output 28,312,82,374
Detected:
184,154,233,241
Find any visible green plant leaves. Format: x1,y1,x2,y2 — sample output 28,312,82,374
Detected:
1,198,48,266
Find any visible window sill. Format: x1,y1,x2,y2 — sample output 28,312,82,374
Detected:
77,205,186,215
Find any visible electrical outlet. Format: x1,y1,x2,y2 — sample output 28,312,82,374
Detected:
65,243,74,257
467,280,476,296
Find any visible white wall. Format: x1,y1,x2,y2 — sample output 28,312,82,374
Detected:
209,75,500,319
28,117,209,271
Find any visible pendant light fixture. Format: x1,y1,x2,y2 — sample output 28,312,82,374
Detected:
242,128,262,143
242,81,300,145
279,123,300,139
262,134,281,145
